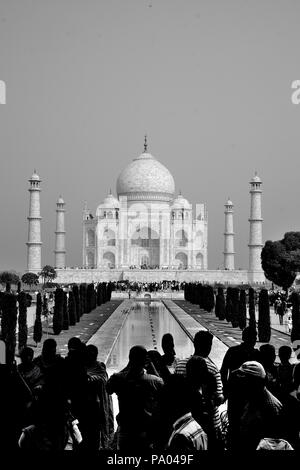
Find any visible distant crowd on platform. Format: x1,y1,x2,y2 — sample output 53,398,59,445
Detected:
1,324,300,452
113,280,184,293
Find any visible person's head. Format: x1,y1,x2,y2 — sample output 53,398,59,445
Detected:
242,327,257,348
129,345,148,370
85,344,98,365
164,374,192,422
68,337,82,352
186,355,212,390
42,339,57,360
193,330,213,357
161,333,175,356
278,345,292,363
20,346,34,365
259,344,276,368
236,361,266,397
146,350,162,376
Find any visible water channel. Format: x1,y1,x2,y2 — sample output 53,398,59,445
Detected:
105,301,194,428
106,300,194,375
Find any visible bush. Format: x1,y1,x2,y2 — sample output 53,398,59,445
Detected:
258,289,271,343
53,288,64,335
33,293,42,345
18,291,28,352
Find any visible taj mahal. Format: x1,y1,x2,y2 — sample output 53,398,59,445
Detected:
26,137,266,285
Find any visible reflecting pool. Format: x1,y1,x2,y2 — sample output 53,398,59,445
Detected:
106,300,194,375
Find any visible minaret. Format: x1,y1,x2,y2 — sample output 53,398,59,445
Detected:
248,173,264,282
26,170,42,272
223,198,235,270
54,196,66,268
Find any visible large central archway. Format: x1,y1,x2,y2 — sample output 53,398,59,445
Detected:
131,227,160,268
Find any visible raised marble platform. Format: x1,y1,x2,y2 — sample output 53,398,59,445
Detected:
56,268,267,285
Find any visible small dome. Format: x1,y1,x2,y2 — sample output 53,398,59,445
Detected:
116,152,175,202
57,196,64,204
30,170,40,181
172,194,191,210
251,173,261,183
96,193,120,215
225,198,233,206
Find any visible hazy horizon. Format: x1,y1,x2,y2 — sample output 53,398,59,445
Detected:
1,0,300,274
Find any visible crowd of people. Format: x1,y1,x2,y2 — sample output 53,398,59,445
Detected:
1,325,299,453
113,280,184,293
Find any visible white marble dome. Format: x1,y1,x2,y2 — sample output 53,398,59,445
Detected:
116,152,175,202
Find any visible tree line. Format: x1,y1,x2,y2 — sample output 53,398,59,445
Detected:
0,282,113,365
184,283,300,348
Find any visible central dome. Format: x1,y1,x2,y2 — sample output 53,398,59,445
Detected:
116,152,175,202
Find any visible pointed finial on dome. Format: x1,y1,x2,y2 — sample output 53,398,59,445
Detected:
144,134,148,152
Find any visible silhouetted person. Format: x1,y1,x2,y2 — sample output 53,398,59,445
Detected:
228,361,283,451
166,375,208,453
18,347,43,394
34,338,65,386
277,345,295,401
175,330,224,443
84,344,114,450
259,344,279,397
282,363,300,450
107,345,164,453
220,326,260,397
161,333,177,374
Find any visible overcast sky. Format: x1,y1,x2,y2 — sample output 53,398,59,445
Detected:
0,0,300,273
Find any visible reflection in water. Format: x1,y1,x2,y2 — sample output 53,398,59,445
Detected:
106,301,194,375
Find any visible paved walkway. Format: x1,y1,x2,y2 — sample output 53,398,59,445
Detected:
25,300,123,358
173,300,298,363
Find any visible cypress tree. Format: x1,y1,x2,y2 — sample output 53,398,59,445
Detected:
62,291,69,330
86,284,94,313
53,288,64,335
68,290,76,326
248,288,257,331
33,292,42,345
97,283,103,306
205,286,215,313
18,291,28,353
238,289,247,330
231,288,240,328
225,287,233,323
258,289,271,343
73,284,80,322
1,292,18,364
80,284,87,315
215,288,226,320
